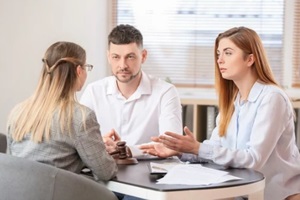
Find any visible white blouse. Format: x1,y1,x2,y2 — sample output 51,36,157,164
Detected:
181,82,300,200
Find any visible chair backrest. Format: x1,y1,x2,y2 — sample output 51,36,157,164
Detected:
0,153,118,200
0,133,7,153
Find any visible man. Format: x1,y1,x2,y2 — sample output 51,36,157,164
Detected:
80,24,182,158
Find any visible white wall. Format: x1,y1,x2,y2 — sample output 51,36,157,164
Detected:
0,0,110,133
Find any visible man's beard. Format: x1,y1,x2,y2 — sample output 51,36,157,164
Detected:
114,68,141,83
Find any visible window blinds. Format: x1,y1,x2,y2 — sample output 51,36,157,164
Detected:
111,0,299,88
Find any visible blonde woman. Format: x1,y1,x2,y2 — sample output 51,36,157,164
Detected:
6,41,117,182
141,27,300,200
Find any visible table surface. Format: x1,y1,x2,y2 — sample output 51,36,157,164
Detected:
110,158,264,192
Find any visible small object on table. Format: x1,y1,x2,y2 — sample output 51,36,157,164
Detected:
110,141,138,165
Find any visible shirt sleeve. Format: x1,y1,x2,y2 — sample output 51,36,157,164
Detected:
159,85,183,135
74,110,118,181
198,92,293,169
79,85,94,110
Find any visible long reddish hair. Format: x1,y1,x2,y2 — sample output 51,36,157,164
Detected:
214,27,278,136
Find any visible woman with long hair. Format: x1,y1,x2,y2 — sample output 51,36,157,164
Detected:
141,27,300,200
7,41,117,182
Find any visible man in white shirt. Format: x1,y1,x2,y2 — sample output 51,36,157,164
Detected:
80,24,183,158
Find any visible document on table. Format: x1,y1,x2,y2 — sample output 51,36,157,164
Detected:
153,163,242,185
149,157,186,174
149,161,182,174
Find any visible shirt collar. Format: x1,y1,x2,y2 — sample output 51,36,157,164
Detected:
106,76,118,95
247,81,265,103
236,81,265,104
136,71,152,95
106,71,152,97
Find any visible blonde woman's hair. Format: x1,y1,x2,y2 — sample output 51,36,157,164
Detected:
214,27,278,136
9,41,87,142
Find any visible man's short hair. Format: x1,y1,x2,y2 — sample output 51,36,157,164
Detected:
108,24,143,48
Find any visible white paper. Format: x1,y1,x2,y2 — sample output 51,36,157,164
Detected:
150,161,183,173
156,164,242,185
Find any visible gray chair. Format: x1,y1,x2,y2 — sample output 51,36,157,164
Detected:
0,153,118,200
0,133,6,153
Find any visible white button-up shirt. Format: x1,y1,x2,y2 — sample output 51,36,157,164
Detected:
181,82,300,200
80,71,182,148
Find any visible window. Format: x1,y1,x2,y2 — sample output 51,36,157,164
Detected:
110,0,300,88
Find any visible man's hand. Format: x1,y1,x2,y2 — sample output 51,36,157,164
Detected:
139,140,181,158
103,129,121,153
140,126,200,157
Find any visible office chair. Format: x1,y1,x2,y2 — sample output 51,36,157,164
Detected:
0,132,6,153
0,153,118,200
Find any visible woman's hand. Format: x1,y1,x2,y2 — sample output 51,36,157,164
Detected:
158,126,200,155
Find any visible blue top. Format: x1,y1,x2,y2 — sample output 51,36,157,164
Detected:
181,82,300,200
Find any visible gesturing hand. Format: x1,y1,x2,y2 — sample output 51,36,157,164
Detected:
158,126,200,155
139,141,180,158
